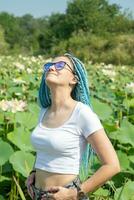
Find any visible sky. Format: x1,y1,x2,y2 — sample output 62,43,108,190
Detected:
0,0,133,18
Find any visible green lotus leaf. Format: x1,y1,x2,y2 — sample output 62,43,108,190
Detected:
7,126,35,152
3,111,16,124
111,119,134,146
0,175,11,182
9,151,35,177
123,98,134,109
23,74,36,84
91,97,113,121
0,139,14,166
129,155,134,164
8,86,23,93
114,181,134,200
0,112,4,123
27,103,40,115
15,111,38,129
28,89,38,98
117,150,130,170
93,187,109,196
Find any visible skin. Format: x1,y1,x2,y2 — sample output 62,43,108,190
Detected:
27,56,121,199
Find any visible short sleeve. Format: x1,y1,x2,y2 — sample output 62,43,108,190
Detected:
78,104,104,138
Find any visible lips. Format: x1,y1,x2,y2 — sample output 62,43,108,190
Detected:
48,73,56,75
47,73,57,76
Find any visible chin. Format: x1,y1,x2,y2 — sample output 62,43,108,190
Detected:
45,77,58,85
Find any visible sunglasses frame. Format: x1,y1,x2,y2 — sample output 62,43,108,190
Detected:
44,61,76,74
44,61,79,81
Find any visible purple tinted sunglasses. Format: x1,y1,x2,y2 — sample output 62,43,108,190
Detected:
44,61,76,74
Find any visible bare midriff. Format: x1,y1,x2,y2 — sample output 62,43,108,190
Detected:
35,168,78,190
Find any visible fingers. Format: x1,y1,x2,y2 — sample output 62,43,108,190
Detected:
41,193,55,200
47,186,60,193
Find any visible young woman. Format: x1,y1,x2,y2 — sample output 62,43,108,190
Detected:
25,53,120,200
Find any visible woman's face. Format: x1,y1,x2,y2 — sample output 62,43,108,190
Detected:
45,56,77,90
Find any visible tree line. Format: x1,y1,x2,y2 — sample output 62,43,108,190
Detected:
0,0,134,65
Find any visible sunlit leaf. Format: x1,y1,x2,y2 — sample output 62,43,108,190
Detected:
0,139,14,166
91,97,113,120
15,112,37,129
93,187,109,196
117,151,130,170
9,151,35,177
114,181,134,200
7,126,35,152
0,175,11,182
111,119,134,146
129,156,134,164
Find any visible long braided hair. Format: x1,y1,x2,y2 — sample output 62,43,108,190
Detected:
37,53,96,182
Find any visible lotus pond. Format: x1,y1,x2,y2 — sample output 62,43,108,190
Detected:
0,55,134,199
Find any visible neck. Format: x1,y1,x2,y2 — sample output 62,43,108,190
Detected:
49,87,75,112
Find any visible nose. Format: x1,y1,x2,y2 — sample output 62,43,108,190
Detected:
48,64,56,72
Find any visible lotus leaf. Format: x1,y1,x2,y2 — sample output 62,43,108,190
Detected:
9,151,35,177
0,139,14,166
7,126,35,152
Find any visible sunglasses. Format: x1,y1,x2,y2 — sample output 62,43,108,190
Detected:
44,61,76,75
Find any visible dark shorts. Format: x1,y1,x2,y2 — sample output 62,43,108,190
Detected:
31,175,90,200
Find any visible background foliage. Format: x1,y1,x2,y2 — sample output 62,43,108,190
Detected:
0,55,134,199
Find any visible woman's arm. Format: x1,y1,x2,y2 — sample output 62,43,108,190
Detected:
80,128,121,194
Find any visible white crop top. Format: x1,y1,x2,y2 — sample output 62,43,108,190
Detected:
30,101,104,174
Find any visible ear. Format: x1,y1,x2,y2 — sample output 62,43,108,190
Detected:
69,74,79,87
72,76,78,84
69,77,78,86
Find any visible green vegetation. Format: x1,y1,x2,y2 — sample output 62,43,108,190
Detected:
0,55,134,199
0,0,134,65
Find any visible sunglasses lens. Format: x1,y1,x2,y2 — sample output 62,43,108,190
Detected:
44,61,66,72
44,63,53,71
55,61,65,70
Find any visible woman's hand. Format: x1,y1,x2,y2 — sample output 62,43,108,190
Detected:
41,186,78,200
25,172,35,199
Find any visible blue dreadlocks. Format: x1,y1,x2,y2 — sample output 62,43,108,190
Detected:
37,53,96,182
